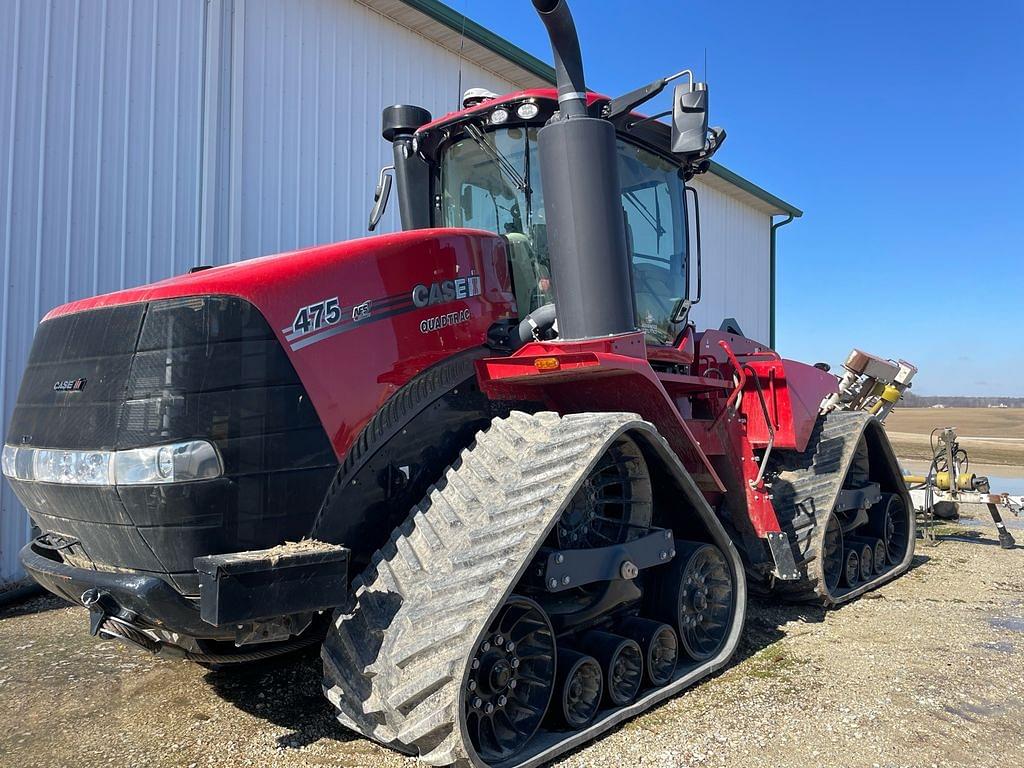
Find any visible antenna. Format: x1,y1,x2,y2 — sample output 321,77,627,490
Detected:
456,0,469,110
704,47,707,81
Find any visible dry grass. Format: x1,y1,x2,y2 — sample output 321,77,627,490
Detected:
885,407,1024,467
886,407,1024,439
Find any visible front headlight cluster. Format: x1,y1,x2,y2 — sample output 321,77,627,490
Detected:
1,440,222,486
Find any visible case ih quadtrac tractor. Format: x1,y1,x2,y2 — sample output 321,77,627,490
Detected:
2,2,918,765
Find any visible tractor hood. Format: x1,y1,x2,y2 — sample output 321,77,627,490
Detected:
41,229,517,459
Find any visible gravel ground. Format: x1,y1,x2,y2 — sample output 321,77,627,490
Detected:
1,515,1022,768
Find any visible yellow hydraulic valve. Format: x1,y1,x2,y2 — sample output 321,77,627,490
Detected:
869,384,903,415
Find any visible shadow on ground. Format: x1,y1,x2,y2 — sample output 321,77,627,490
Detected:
0,591,70,620
203,646,361,748
201,590,829,754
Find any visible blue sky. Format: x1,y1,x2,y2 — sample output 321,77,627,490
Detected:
456,0,1024,397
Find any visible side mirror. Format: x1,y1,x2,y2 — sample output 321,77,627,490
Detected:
460,184,474,222
367,165,394,232
671,82,709,155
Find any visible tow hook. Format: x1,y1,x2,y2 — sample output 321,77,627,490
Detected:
81,589,138,637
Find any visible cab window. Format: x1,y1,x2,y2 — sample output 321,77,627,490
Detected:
439,128,688,343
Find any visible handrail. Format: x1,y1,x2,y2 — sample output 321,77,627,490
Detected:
743,363,776,490
710,340,747,430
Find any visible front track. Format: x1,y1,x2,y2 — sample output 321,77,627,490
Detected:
321,411,746,767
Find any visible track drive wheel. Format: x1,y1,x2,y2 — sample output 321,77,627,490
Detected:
465,596,556,764
821,513,845,594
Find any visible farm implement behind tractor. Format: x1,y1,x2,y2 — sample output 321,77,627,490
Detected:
3,2,919,765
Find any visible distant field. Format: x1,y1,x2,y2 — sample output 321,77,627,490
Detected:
884,407,1024,467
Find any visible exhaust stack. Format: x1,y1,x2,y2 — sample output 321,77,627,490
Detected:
532,0,636,340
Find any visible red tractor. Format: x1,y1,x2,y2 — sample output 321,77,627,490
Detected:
2,2,917,766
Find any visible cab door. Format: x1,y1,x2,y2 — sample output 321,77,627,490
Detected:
616,140,690,348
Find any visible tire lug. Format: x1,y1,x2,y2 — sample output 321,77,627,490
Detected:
473,697,482,709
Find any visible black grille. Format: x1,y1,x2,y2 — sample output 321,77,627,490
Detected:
7,296,338,595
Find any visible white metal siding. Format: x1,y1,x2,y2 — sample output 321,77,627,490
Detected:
0,0,772,584
689,177,772,344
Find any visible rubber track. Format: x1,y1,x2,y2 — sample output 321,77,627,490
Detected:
769,411,914,606
321,411,644,767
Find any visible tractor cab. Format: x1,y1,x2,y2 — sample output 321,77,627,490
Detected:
371,83,725,352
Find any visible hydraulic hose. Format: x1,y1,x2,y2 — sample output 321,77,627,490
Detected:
517,303,557,346
531,0,587,118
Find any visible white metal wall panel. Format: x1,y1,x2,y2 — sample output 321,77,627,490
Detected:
689,177,771,344
220,0,516,262
0,0,208,582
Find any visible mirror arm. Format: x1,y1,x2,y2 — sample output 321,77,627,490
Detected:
606,69,694,123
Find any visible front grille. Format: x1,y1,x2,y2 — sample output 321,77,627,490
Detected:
6,296,338,595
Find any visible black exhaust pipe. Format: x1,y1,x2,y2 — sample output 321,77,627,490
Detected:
531,0,587,118
532,0,636,340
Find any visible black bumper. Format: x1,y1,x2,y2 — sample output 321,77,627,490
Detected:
20,540,232,640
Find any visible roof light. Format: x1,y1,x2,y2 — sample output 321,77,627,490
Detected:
517,103,540,120
490,108,510,125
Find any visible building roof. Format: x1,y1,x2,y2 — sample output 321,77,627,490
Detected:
358,0,802,218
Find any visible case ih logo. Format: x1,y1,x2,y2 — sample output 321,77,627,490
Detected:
53,378,87,392
411,275,482,308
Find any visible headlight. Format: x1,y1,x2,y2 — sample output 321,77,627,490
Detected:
115,441,221,485
1,441,222,486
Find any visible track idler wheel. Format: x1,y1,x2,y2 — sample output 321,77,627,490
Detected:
841,549,861,588
654,541,735,662
581,631,643,707
620,617,678,687
550,649,603,730
868,493,910,565
465,596,556,764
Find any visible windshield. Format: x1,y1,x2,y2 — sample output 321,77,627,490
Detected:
440,127,688,344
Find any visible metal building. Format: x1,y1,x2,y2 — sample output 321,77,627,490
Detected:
0,0,801,584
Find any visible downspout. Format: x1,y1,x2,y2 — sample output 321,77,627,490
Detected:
769,214,794,349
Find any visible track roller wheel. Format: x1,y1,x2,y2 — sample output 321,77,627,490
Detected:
655,541,735,662
620,617,678,687
856,542,873,581
841,549,860,588
465,596,556,764
550,649,603,730
868,493,910,565
849,535,886,575
581,631,643,707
